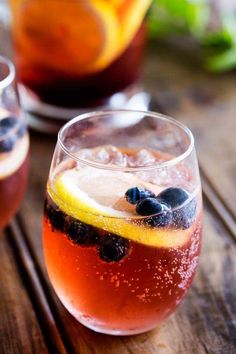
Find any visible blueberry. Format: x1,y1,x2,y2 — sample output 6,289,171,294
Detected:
44,199,65,232
65,218,97,246
172,198,197,229
0,116,18,131
0,135,16,152
158,187,197,229
136,197,164,215
158,187,189,208
0,116,27,139
97,234,130,263
146,204,172,227
125,187,155,204
0,117,20,152
136,197,172,228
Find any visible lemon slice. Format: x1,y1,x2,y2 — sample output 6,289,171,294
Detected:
48,167,192,248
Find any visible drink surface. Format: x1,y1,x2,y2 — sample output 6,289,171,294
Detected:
43,145,202,333
0,109,29,228
11,0,151,107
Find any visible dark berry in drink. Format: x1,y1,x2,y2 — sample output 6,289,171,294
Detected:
65,218,97,246
172,198,197,229
158,187,196,229
0,116,18,131
158,187,189,208
136,197,164,215
97,234,130,263
0,116,21,152
0,135,16,153
44,200,65,232
136,197,172,228
125,187,155,204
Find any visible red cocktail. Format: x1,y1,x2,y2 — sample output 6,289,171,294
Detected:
43,110,202,335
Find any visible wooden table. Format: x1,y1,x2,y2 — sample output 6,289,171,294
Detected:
1,26,236,353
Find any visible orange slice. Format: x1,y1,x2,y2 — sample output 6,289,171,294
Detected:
14,0,119,76
92,0,152,70
13,0,151,75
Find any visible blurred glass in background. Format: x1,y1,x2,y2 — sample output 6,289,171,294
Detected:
8,0,152,132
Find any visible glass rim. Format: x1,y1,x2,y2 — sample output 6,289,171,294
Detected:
0,55,15,90
58,109,195,172
0,55,25,142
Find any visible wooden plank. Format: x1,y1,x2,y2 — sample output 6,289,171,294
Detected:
6,220,67,354
0,230,49,354
18,134,236,353
144,45,236,220
201,173,236,240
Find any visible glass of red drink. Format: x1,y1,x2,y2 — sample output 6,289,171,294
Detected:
0,55,29,229
10,0,152,132
43,110,202,335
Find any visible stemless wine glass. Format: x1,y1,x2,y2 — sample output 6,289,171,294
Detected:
43,110,203,335
0,55,29,229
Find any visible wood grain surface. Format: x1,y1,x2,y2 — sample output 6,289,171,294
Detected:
0,230,48,354
0,34,236,353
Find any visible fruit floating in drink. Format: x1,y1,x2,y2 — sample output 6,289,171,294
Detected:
0,110,29,228
43,110,203,335
0,56,29,229
10,0,152,127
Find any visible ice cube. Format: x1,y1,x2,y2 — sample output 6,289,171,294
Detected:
128,149,157,167
77,145,128,167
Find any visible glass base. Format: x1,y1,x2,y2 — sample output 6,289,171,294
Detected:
18,84,151,134
76,316,158,336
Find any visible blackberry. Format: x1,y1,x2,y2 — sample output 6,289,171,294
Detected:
65,218,97,246
97,234,130,263
44,200,65,232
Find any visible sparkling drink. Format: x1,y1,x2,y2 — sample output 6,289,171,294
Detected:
43,111,203,335
10,1,151,127
0,56,29,228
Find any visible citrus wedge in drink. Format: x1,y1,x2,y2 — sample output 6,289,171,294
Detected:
48,167,193,249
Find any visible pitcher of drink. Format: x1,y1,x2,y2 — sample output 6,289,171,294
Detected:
9,0,152,131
